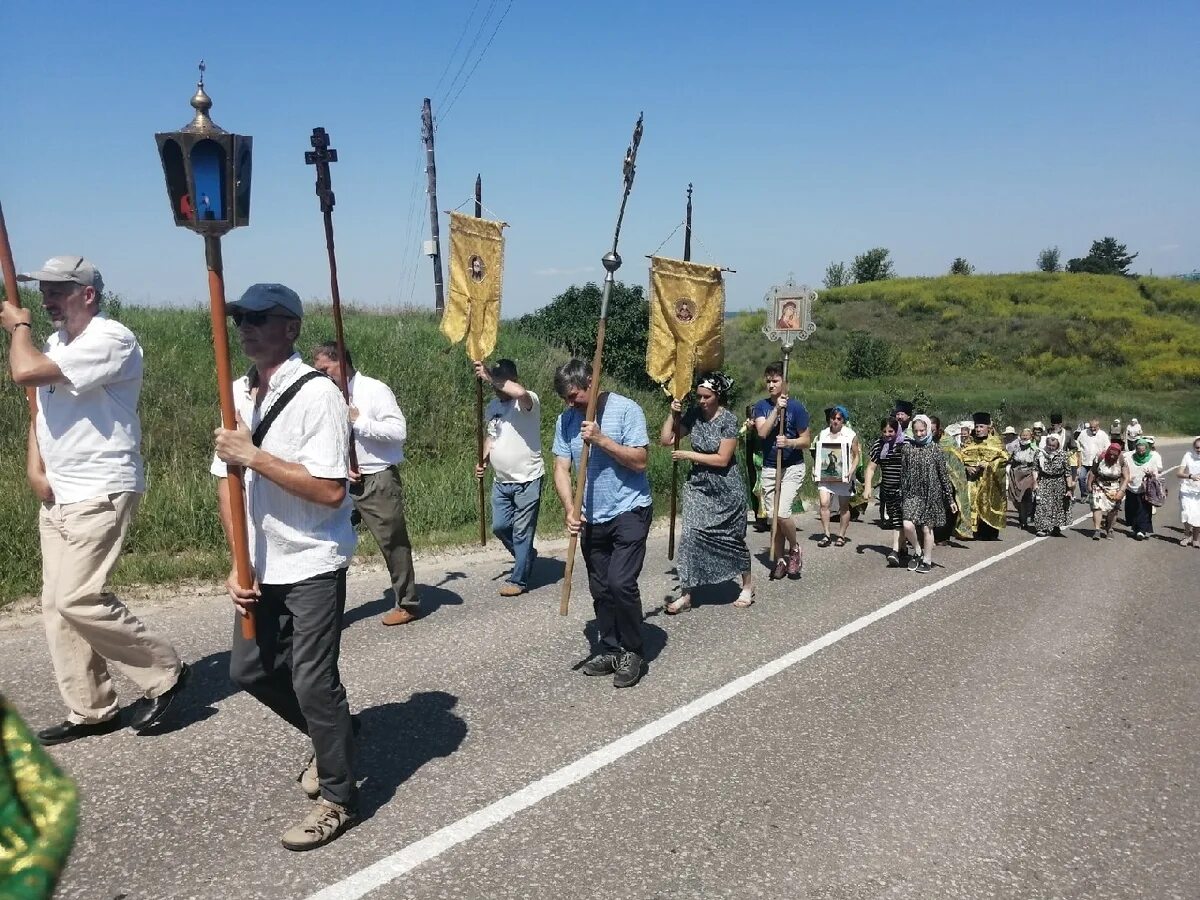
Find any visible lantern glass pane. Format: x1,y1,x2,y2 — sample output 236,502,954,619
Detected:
159,139,191,225
235,138,252,226
190,139,228,222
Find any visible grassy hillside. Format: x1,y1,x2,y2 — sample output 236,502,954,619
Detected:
0,294,675,604
722,273,1200,435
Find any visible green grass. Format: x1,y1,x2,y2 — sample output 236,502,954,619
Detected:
721,273,1200,436
0,293,676,604
4,271,1198,605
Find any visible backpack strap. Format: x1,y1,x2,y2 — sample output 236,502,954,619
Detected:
251,371,328,448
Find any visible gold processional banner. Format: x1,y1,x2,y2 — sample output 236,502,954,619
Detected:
646,255,725,400
441,211,505,360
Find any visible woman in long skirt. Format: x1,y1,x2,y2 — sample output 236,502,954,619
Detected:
863,416,906,567
1032,433,1071,536
900,415,958,574
1007,427,1038,530
660,371,753,613
1176,436,1200,547
1087,441,1129,539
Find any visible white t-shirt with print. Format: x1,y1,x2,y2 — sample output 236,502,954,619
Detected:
485,391,544,483
36,314,144,504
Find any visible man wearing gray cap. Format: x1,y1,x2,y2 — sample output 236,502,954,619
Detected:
210,283,357,850
1,256,188,744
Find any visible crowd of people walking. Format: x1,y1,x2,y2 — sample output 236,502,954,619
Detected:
2,253,1197,868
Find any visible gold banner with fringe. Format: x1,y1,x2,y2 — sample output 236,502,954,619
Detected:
442,211,505,360
646,255,725,400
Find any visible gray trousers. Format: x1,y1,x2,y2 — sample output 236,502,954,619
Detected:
351,467,419,610
230,569,355,808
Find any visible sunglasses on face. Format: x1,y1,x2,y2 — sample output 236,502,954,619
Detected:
230,310,291,327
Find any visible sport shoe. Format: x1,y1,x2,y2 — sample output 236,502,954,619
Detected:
787,546,803,577
298,754,319,799
280,798,356,851
907,556,921,572
1135,532,1146,541
769,557,788,580
914,560,933,574
613,652,644,689
581,654,619,676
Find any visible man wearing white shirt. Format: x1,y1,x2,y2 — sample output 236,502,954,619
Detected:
2,255,187,745
1076,418,1110,497
313,341,421,625
473,358,544,596
213,285,356,851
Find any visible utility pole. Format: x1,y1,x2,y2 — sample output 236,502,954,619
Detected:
421,98,445,316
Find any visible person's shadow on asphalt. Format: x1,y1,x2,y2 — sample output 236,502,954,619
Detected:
355,690,467,819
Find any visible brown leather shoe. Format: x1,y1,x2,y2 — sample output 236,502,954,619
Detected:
381,608,419,626
498,584,525,597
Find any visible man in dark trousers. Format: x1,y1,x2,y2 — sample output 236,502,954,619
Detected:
551,358,652,688
212,283,357,851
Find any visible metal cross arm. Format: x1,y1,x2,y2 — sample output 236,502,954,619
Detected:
305,127,338,213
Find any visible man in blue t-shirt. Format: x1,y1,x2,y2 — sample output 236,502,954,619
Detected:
551,359,652,688
752,361,811,580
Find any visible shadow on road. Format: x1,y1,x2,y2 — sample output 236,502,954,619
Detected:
356,690,467,819
342,577,465,629
139,648,233,736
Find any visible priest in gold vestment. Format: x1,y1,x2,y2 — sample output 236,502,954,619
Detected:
957,412,1007,539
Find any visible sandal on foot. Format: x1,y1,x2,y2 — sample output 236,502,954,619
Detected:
817,535,832,548
834,535,848,547
665,596,692,615
733,589,755,609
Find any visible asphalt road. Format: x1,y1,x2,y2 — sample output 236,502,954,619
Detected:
2,446,1196,900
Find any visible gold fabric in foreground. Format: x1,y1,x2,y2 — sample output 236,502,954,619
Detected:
442,211,506,361
646,256,725,400
0,694,78,899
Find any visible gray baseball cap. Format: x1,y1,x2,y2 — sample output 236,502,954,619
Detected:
229,283,303,318
17,255,104,294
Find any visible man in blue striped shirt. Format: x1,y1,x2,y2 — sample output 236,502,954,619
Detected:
552,359,652,688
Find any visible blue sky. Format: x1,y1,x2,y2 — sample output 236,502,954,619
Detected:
4,0,1198,316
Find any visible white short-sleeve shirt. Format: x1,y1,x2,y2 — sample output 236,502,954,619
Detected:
485,391,544,483
37,314,145,504
210,354,356,584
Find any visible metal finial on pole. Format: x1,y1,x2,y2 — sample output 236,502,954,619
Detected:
560,113,644,617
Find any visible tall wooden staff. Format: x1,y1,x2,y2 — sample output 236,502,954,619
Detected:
155,65,256,638
0,201,36,419
472,175,487,545
560,113,644,617
303,127,358,473
422,99,446,317
761,278,818,565
665,184,693,561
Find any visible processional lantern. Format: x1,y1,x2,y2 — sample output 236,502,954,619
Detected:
155,61,253,238
153,62,257,639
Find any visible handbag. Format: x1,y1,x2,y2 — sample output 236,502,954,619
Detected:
1144,472,1168,507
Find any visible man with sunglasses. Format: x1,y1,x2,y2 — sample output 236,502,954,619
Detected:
211,283,357,851
2,255,189,745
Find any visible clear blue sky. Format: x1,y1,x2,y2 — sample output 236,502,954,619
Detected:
4,0,1198,316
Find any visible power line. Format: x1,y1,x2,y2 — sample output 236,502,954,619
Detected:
440,0,515,122
430,0,483,102
435,0,501,114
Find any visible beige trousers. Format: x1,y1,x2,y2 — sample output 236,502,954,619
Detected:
38,491,181,724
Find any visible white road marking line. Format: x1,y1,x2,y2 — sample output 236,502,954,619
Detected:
307,515,1090,900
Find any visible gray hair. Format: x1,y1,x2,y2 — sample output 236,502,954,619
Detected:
553,358,592,398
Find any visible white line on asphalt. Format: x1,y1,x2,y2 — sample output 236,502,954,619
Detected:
307,514,1091,900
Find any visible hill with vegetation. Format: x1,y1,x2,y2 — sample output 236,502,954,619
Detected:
0,291,674,604
721,273,1200,436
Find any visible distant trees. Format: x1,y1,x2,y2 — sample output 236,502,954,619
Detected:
823,261,849,289
1037,247,1061,273
841,331,897,380
949,257,974,275
850,248,895,283
1066,237,1138,276
516,281,651,390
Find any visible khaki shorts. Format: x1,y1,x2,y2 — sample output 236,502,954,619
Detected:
761,463,806,519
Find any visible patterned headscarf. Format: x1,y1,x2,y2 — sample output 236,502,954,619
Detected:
911,414,933,446
695,371,734,399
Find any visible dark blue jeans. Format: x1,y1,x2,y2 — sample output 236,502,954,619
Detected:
492,477,542,588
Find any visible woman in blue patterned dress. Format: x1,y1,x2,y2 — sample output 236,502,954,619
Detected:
659,372,754,613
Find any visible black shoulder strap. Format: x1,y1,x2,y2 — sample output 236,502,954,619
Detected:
252,371,328,448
